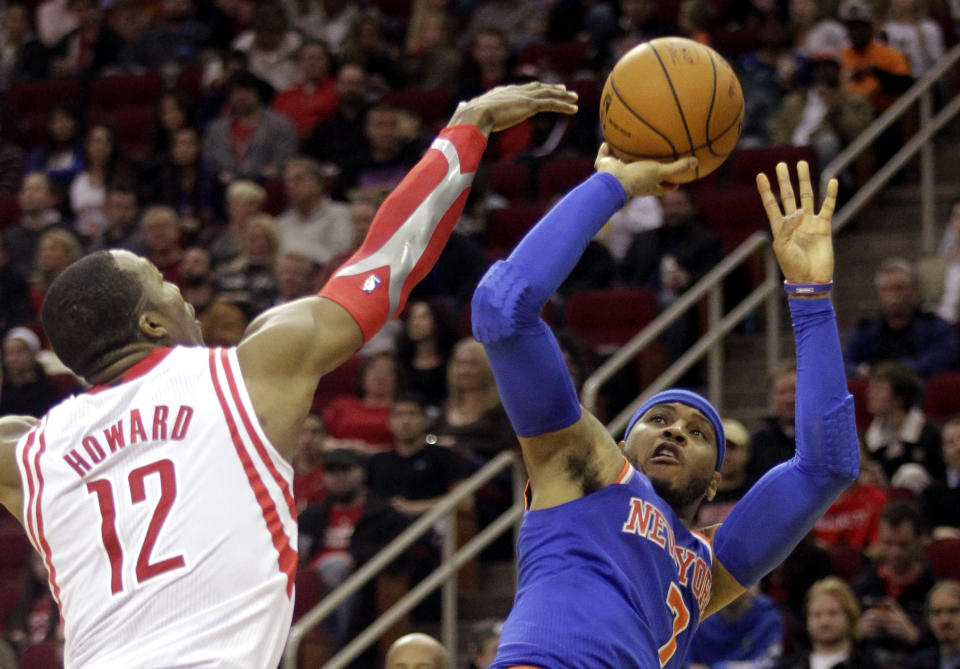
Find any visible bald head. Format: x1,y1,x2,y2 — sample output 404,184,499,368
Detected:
385,633,451,669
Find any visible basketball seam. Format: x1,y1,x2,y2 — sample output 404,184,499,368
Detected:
609,77,678,158
704,50,719,158
650,42,699,179
605,101,743,159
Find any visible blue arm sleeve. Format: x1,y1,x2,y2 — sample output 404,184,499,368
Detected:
471,172,627,437
713,297,859,587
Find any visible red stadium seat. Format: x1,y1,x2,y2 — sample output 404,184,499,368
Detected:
7,79,82,118
294,569,323,622
19,643,63,669
89,73,164,111
517,42,592,77
564,288,659,352
922,372,960,423
694,187,766,251
0,526,31,574
847,376,871,434
485,162,531,203
0,195,21,231
383,89,452,126
483,205,545,261
312,355,364,411
369,0,413,20
537,157,595,203
927,538,960,579
729,146,818,187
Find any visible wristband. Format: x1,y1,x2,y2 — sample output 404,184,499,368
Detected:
784,280,833,295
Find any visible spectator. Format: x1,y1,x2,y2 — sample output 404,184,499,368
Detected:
404,10,460,91
599,194,663,264
276,156,352,265
0,327,59,417
774,577,880,669
147,93,195,161
209,179,266,267
844,257,958,379
230,2,301,91
368,392,463,516
0,113,26,197
274,251,318,305
396,299,458,410
25,104,84,190
213,213,278,318
202,70,297,184
463,0,548,51
467,619,503,669
456,28,513,103
610,0,676,63
179,244,213,309
69,124,122,241
300,0,358,52
272,39,339,138
853,500,936,666
697,419,753,527
689,589,784,669
34,0,77,47
906,580,960,669
124,0,209,74
813,444,889,550
324,352,399,453
177,246,249,347
140,205,184,285
838,0,912,113
316,196,378,286
788,0,849,57
46,0,124,79
4,172,69,279
292,410,328,512
767,46,873,173
340,104,424,193
864,362,943,481
146,127,216,235
749,361,797,481
0,236,31,333
2,553,59,659
882,0,944,79
0,3,48,90
298,447,411,649
303,63,370,171
921,417,960,536
737,12,794,147
385,633,451,669
87,181,144,254
338,11,403,92
28,227,81,315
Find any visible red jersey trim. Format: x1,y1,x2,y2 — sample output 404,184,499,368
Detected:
89,347,174,394
32,423,65,627
209,350,297,597
19,428,40,550
218,349,297,520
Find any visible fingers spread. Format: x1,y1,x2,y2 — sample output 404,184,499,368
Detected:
819,178,839,221
797,161,814,212
776,162,797,215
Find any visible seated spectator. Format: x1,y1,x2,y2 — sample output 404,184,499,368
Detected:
276,156,352,266
404,10,460,92
70,124,122,241
882,0,944,79
230,2,301,91
25,104,84,190
293,411,328,512
123,0,209,75
599,194,662,264
396,300,458,410
303,63,370,173
324,352,399,453
689,588,784,668
844,257,958,379
213,213,279,318
300,0,357,52
145,127,215,236
3,553,59,660
338,11,403,93
385,633,451,669
767,46,873,173
202,70,297,184
274,252,318,305
853,500,936,666
609,0,676,64
0,113,26,197
749,361,797,481
838,0,912,113
865,362,943,481
0,327,60,417
467,619,503,669
463,0,547,51
906,580,960,669
87,181,144,254
0,3,47,90
697,419,753,527
34,0,76,47
272,39,339,138
4,172,70,280
27,227,81,315
814,444,889,549
737,12,794,147
788,0,849,57
208,179,266,267
774,577,880,669
146,93,195,165
198,300,248,346
178,246,250,347
0,237,31,333
140,205,185,285
921,416,960,536
339,105,424,194
46,0,124,79
298,447,411,650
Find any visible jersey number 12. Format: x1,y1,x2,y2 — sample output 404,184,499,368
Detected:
87,459,185,595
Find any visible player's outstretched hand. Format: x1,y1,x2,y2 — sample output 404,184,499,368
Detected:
594,143,697,198
448,82,578,136
757,161,838,285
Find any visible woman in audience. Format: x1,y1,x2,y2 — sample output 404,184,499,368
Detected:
213,213,279,319
26,103,84,189
0,327,59,417
323,351,399,453
207,179,266,267
28,227,81,315
338,11,403,92
69,123,121,240
404,8,460,91
149,93,194,158
775,577,880,669
396,299,459,410
146,127,215,239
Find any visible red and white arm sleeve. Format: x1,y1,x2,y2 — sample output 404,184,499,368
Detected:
318,124,487,342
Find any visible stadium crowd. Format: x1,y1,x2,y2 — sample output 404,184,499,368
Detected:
2,0,960,666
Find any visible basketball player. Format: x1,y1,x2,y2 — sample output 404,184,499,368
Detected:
0,82,577,667
471,153,859,668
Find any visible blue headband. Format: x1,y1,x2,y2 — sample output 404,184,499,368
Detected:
623,389,726,471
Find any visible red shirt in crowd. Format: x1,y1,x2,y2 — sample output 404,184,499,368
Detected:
813,483,889,549
272,79,339,137
323,396,393,452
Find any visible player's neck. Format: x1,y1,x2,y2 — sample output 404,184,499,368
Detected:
86,344,164,387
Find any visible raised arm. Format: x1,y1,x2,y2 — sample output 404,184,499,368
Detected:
236,84,578,459
471,146,695,505
706,162,859,616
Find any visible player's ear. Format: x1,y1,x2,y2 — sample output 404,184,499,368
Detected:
138,311,169,341
704,471,721,502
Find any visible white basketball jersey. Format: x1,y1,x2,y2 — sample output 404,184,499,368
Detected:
14,346,298,668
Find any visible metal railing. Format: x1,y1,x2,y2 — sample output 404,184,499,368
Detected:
582,233,780,434
283,450,525,669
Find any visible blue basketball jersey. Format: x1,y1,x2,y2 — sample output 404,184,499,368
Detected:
490,463,714,669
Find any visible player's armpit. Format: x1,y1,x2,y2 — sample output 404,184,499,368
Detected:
0,415,38,523
699,525,747,620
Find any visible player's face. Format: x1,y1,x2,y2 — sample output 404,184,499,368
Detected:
622,402,720,515
807,593,850,645
929,588,960,647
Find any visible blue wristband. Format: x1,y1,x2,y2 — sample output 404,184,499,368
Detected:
784,280,833,295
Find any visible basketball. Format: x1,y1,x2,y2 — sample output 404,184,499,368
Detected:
600,37,744,183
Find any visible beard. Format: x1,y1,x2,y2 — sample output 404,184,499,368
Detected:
647,467,715,512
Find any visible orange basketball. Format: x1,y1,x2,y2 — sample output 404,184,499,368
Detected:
600,37,744,183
